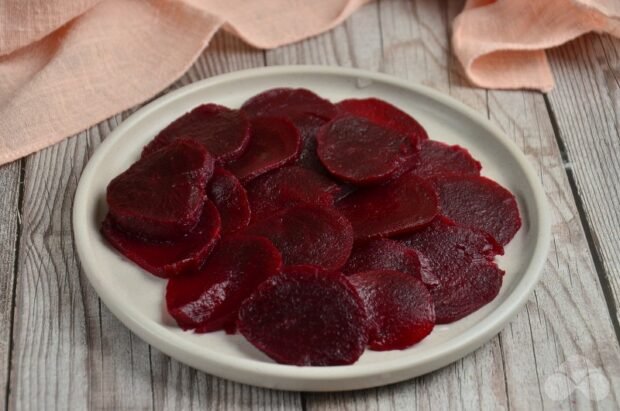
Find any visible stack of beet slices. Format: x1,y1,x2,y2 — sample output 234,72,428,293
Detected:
102,88,522,366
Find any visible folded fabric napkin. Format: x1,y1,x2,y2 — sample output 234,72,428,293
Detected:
1,0,618,166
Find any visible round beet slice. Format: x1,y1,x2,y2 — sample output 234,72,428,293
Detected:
399,216,504,323
336,174,439,241
142,104,251,162
245,166,341,221
431,174,521,245
244,205,354,271
227,117,301,183
317,116,417,185
107,139,214,241
337,98,428,145
101,200,221,278
237,265,367,366
407,140,481,178
207,167,251,234
342,239,438,286
348,270,435,351
166,235,282,332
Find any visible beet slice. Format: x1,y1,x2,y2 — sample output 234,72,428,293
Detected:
431,174,521,245
107,139,214,241
399,217,504,323
242,88,338,172
244,205,354,271
246,166,341,221
337,98,428,145
348,270,435,350
101,200,221,278
227,117,301,183
142,104,251,162
207,167,251,234
237,265,367,366
342,239,438,286
336,174,439,241
407,140,481,178
166,235,282,332
316,116,417,185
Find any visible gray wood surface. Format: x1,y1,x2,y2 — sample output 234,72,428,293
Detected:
1,0,619,409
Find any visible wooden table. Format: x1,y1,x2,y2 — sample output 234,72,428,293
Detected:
2,1,620,409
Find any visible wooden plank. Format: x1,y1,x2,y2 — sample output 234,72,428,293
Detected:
0,161,22,408
546,33,620,333
264,0,620,409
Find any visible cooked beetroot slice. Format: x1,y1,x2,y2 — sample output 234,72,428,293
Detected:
431,174,521,245
399,217,504,323
207,168,251,234
336,174,439,241
348,270,435,350
342,239,438,286
244,205,353,271
142,104,250,162
246,166,341,221
337,98,428,145
237,265,367,366
107,139,214,241
407,140,481,178
101,200,221,278
227,117,301,183
317,116,417,185
166,235,282,332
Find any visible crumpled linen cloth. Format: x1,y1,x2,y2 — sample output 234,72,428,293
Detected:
0,0,619,165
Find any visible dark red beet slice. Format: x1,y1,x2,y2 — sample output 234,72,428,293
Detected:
166,235,282,332
227,117,301,183
245,205,353,271
337,98,428,145
107,139,214,241
407,140,481,178
101,200,221,278
336,174,439,241
207,167,251,234
399,217,504,323
431,174,521,245
246,166,340,221
237,265,367,366
348,270,435,350
316,116,417,185
242,88,338,173
142,104,251,162
342,239,438,286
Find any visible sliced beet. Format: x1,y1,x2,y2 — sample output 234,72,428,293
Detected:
407,140,481,178
399,216,504,323
316,116,417,185
337,98,428,145
348,270,435,351
342,239,438,286
207,167,251,234
227,117,301,183
244,205,354,271
431,174,521,245
336,174,439,241
101,200,221,278
107,139,214,241
246,166,341,221
166,235,282,332
237,265,367,366
142,104,251,162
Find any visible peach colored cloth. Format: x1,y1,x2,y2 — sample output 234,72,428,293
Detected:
453,0,620,92
1,0,619,165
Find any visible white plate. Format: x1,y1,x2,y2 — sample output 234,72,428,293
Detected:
73,66,551,391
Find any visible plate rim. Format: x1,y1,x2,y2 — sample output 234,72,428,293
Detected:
73,65,551,390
